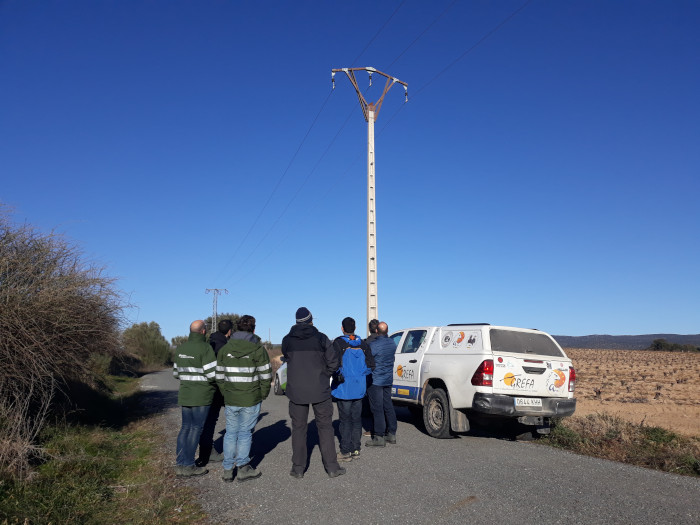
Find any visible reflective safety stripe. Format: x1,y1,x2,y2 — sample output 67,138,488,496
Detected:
220,375,265,383
178,366,204,373
179,375,209,381
205,370,216,379
218,365,256,373
257,363,271,371
203,360,217,371
258,372,272,380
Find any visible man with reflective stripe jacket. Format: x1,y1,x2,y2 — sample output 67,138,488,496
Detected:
216,314,271,482
173,320,218,477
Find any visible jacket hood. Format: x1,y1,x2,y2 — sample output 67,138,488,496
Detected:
231,331,260,343
341,334,362,347
287,323,319,340
221,331,260,357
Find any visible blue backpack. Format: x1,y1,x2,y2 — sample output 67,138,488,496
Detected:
332,338,371,400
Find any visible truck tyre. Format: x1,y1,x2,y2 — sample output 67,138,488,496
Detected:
423,387,452,439
274,375,283,396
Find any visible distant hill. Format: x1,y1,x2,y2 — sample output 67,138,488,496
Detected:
553,334,700,350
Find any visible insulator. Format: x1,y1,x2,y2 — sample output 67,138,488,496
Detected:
405,91,408,102
332,78,335,89
369,73,372,87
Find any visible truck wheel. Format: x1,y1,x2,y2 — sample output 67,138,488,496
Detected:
274,376,283,396
423,388,452,439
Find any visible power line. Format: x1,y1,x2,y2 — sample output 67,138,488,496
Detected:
387,0,458,69
212,88,335,283
377,0,533,136
350,0,407,66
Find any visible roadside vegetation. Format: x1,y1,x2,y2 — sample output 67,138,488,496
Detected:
0,376,206,524
1,206,204,523
543,414,700,477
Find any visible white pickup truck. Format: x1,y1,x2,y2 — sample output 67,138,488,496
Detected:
389,324,576,438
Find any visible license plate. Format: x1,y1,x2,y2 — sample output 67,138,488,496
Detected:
515,397,542,408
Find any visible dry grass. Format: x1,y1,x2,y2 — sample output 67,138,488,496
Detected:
566,348,700,437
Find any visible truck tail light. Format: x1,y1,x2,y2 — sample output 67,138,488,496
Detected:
471,359,494,386
568,366,576,392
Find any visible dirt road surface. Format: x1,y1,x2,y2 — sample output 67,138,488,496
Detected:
140,370,700,525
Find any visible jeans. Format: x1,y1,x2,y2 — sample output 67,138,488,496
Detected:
222,403,261,470
199,388,225,457
337,399,362,454
289,398,340,474
176,405,210,467
367,384,397,437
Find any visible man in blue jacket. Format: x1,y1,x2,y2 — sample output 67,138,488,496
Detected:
331,317,375,462
366,322,398,447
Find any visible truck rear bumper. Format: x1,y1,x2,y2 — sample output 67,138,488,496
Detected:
471,393,576,417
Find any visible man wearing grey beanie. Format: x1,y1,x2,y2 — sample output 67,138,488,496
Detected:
282,307,344,478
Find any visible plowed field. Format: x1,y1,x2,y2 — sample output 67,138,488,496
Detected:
566,348,700,437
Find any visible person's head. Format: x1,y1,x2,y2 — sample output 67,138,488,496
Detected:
368,319,379,334
377,321,389,335
295,307,313,325
190,320,206,334
237,315,256,333
218,319,233,336
341,317,355,334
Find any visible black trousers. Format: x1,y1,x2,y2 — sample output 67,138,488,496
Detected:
288,398,340,474
198,388,224,457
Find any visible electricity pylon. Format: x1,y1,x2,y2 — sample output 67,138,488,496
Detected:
205,288,228,333
331,67,407,329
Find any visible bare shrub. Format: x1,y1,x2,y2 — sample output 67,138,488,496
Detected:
0,208,126,479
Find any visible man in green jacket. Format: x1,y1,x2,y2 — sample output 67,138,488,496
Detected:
216,314,272,482
173,320,217,477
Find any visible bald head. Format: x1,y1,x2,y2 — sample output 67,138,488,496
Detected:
377,322,388,335
190,320,206,333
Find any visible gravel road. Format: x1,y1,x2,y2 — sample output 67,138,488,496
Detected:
141,369,700,525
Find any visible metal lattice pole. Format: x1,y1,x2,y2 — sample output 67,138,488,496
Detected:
331,67,407,328
205,288,228,333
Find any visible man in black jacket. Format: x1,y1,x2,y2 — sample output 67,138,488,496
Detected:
198,319,232,464
282,307,344,478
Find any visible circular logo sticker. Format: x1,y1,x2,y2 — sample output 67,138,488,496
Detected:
396,364,404,377
441,331,453,348
504,372,516,387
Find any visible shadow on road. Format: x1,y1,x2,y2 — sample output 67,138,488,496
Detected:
250,419,291,468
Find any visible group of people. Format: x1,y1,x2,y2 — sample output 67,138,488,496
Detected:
172,306,397,481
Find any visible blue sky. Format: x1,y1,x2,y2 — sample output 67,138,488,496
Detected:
2,0,699,343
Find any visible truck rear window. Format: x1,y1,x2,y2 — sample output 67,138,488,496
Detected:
489,329,565,357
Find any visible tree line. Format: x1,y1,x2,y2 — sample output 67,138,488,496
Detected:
647,339,700,353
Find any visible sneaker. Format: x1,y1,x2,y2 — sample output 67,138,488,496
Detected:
176,465,208,477
236,464,262,483
289,469,304,479
327,466,347,478
221,468,234,482
337,452,352,462
351,450,361,460
385,433,397,444
365,435,385,447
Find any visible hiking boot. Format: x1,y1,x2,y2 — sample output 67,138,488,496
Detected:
337,452,352,463
351,450,361,460
176,465,208,477
385,433,397,444
236,464,262,483
208,450,224,462
365,435,386,447
221,468,234,482
289,469,304,479
327,466,346,478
